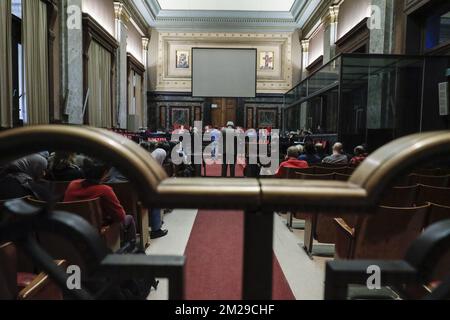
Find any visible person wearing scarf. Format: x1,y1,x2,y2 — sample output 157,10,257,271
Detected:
146,146,169,239
0,154,49,200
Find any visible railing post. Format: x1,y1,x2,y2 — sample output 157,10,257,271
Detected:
242,209,273,300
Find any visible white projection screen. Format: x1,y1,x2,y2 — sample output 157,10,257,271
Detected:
192,48,257,98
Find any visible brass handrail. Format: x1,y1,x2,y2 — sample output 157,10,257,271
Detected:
0,126,449,211
1,125,450,300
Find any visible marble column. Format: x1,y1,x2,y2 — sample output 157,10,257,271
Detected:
61,0,84,124
369,0,394,54
366,0,395,130
301,40,309,80
142,36,149,128
114,2,129,129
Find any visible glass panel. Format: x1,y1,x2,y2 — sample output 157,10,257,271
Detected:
425,5,450,50
307,56,340,95
298,88,338,134
286,104,300,132
283,54,447,152
340,55,424,151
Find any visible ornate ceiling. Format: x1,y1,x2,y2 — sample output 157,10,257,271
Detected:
157,0,296,12
130,0,324,32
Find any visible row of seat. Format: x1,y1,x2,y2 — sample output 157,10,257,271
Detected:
283,166,355,178
285,166,450,187
0,189,145,300
283,166,450,279
0,242,66,300
26,197,121,252
47,181,150,250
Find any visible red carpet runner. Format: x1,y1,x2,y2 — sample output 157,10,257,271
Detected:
202,162,245,177
184,210,295,300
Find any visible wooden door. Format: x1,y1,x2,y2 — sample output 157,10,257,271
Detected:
211,98,237,127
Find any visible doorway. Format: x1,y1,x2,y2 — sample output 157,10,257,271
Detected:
211,98,237,127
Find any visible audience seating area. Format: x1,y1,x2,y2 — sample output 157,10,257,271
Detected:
283,164,450,274
44,181,151,251
26,197,121,252
0,242,66,300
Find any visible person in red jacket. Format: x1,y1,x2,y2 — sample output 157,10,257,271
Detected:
64,157,137,249
275,146,309,178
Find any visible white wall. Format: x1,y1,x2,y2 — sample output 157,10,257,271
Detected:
308,26,324,65
82,0,115,36
337,0,371,40
127,20,143,63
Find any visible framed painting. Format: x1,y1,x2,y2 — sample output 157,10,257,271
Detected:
171,107,190,129
176,50,190,69
256,108,278,128
259,51,274,70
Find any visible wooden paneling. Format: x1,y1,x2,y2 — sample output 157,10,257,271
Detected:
246,108,254,129
335,18,370,54
159,106,166,129
404,0,433,15
194,106,202,122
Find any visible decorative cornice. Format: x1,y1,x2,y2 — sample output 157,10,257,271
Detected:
302,0,333,36
329,5,340,24
301,39,310,52
114,2,131,24
124,0,152,36
142,37,150,51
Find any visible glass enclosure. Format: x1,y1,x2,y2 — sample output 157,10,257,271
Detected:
284,54,450,152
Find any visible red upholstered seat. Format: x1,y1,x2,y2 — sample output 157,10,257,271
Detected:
17,272,38,291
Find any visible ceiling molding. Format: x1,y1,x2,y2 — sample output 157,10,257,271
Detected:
132,0,323,32
123,0,152,36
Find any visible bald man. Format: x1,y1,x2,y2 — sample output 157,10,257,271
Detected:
322,142,348,165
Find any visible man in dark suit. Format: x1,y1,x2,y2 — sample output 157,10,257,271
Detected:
221,121,238,177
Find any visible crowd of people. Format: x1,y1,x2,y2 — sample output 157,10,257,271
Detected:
0,125,369,254
0,143,175,253
275,142,368,177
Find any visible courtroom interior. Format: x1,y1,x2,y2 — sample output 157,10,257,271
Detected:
0,0,450,301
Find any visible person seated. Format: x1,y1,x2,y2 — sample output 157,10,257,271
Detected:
350,145,368,166
64,158,137,249
322,142,348,165
0,154,50,201
49,152,84,181
315,143,326,160
275,146,309,178
139,143,169,239
299,142,322,165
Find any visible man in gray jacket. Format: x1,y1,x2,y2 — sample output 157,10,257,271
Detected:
322,142,348,165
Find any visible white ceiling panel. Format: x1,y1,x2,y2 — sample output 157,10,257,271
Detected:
157,0,296,12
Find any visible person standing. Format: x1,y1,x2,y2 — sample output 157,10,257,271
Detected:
221,121,238,177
